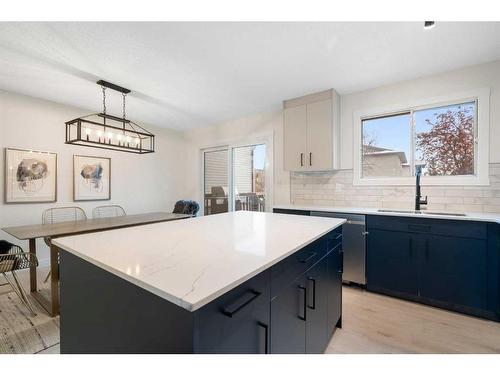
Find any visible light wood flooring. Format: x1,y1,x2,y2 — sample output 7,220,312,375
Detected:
5,266,500,354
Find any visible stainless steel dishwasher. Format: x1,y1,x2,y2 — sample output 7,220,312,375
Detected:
311,211,367,285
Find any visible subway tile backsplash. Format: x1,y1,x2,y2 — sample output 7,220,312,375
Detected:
290,163,500,213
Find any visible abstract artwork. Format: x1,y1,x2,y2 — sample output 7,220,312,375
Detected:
4,148,57,203
73,155,111,201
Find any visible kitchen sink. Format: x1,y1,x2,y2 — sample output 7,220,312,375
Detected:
377,209,422,214
422,211,467,217
377,209,466,217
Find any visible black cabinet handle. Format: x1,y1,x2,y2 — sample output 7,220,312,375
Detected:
309,152,312,166
298,285,307,321
338,250,344,274
307,277,316,309
299,252,317,263
222,290,261,318
300,153,304,167
258,322,269,354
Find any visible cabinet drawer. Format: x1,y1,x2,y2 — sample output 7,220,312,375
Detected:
325,227,343,252
271,237,327,298
367,215,487,240
194,270,270,353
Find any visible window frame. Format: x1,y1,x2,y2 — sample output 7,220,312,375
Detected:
353,88,490,186
199,133,274,215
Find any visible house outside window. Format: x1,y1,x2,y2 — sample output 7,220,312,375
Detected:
353,89,490,186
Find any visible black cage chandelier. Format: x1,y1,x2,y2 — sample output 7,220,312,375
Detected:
65,80,155,154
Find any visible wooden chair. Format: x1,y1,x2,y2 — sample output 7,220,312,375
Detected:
42,207,87,283
0,240,39,315
92,205,126,219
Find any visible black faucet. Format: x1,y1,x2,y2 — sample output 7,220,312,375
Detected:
415,166,428,211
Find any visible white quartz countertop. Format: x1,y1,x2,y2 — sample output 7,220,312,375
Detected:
53,211,345,312
274,204,500,224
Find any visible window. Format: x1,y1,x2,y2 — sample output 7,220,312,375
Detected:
354,89,489,186
201,137,272,215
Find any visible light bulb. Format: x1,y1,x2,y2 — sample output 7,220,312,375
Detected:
107,132,113,139
85,128,91,135
97,130,103,137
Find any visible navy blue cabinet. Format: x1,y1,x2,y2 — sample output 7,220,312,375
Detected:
326,243,342,335
366,215,499,321
270,274,307,353
366,229,419,298
270,229,343,354
194,270,271,353
305,257,329,353
419,235,487,311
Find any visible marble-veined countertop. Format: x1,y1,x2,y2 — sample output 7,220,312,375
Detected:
274,204,500,223
53,211,345,312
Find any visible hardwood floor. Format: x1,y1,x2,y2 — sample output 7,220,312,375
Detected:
326,286,500,353
5,267,500,354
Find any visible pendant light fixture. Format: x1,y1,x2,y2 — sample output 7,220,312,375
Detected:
65,80,155,154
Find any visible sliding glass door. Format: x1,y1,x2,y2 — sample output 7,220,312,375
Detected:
202,139,271,216
232,144,267,213
203,147,229,216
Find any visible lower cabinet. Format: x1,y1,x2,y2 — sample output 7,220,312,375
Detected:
270,235,343,354
419,235,487,311
366,229,419,298
366,215,499,321
326,243,342,335
194,270,271,354
270,273,307,353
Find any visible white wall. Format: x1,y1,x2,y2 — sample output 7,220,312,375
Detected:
183,110,290,206
183,60,500,209
0,90,187,262
341,60,500,169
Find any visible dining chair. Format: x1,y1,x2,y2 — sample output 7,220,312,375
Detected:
42,207,87,283
92,205,126,219
0,240,39,315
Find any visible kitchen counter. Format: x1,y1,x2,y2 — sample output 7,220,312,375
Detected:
274,204,500,224
53,211,345,312
55,210,345,353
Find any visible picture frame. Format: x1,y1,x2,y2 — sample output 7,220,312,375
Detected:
73,155,111,201
4,147,58,204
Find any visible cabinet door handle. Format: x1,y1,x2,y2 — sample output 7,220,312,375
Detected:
299,252,317,263
258,322,269,354
307,277,316,310
361,231,369,236
298,285,307,321
334,233,343,240
309,152,312,166
338,250,344,274
300,153,304,166
222,290,261,318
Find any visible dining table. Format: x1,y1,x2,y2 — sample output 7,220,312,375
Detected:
1,212,191,316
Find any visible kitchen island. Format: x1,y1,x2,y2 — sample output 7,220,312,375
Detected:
53,211,345,353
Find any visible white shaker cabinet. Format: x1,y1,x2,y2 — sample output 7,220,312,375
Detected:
283,89,340,171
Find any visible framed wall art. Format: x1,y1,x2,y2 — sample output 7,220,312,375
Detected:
4,148,57,203
73,155,111,201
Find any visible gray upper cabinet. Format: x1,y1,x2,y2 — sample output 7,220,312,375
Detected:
283,89,340,171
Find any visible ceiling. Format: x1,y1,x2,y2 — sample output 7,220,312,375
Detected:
1,22,500,130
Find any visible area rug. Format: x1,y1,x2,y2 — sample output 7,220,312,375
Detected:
0,288,59,354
